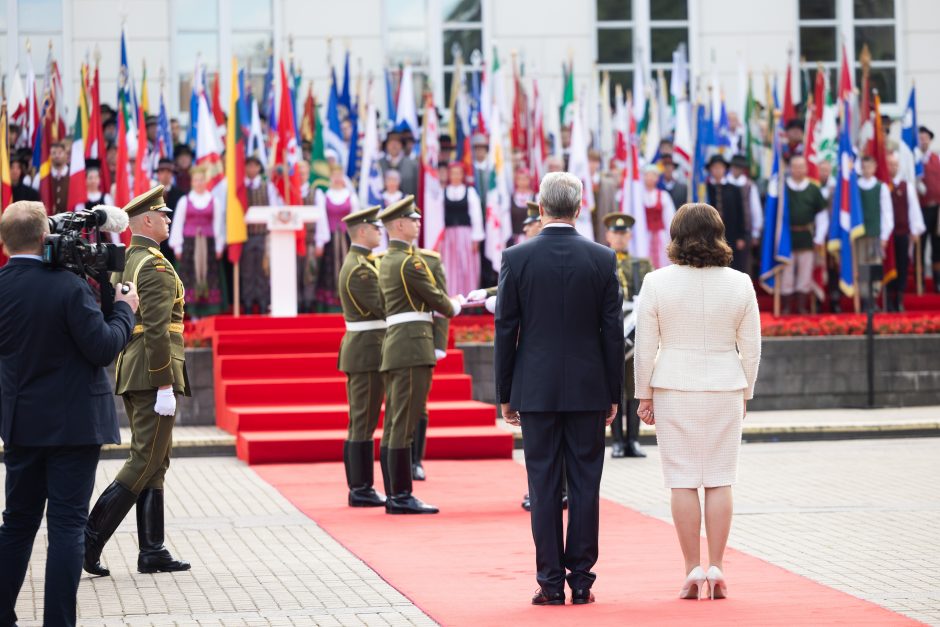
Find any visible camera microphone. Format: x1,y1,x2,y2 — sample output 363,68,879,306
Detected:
90,205,130,233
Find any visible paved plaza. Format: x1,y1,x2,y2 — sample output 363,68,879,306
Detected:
3,433,939,625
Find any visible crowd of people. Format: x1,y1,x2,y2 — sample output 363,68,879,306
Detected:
4,98,940,317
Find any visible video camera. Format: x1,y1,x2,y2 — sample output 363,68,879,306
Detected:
42,207,128,313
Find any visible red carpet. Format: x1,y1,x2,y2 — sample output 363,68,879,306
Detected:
255,460,918,626
202,314,513,464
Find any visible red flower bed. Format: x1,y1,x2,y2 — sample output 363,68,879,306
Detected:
183,319,214,348
452,313,940,343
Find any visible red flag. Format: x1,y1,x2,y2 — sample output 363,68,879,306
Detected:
225,59,248,264
114,102,131,245
511,63,528,154
271,61,304,254
87,63,110,196
838,43,853,101
211,73,226,138
67,109,87,210
782,61,796,126
133,104,150,195
804,70,826,182
871,91,896,286
37,102,53,214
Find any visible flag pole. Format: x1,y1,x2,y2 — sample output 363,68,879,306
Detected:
773,266,782,316
915,236,923,296
233,262,241,316
851,236,861,313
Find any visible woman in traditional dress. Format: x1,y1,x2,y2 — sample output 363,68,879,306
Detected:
641,164,676,269
313,163,360,311
509,167,536,244
169,165,227,317
441,161,485,296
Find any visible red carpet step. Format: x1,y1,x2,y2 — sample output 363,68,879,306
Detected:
256,459,917,627
204,314,512,464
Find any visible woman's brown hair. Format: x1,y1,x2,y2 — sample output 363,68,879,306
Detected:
666,203,733,268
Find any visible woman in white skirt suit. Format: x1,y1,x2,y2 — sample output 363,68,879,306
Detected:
634,203,761,601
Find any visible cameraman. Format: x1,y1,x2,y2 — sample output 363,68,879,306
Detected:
0,201,138,627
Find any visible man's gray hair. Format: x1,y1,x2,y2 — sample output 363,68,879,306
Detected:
538,172,582,219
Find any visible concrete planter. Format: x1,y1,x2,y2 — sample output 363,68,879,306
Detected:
457,336,940,411
109,348,216,426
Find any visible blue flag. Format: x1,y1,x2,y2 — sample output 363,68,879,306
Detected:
715,100,731,149
325,69,348,167
339,51,352,114
262,52,276,131
759,119,792,292
384,69,397,131
158,91,173,159
827,100,866,296
691,103,711,201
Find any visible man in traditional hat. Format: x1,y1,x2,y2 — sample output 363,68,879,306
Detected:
338,206,388,507
658,154,688,211
84,185,191,577
380,131,418,197
377,195,462,514
705,153,749,273
916,125,940,291
603,212,652,458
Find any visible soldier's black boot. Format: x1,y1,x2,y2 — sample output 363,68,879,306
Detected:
136,489,191,574
379,446,391,496
625,407,647,458
610,410,626,458
345,441,385,507
411,419,428,481
84,481,138,576
385,448,438,514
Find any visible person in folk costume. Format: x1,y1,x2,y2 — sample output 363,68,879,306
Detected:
705,154,750,274
509,166,536,245
641,163,676,269
817,160,842,312
241,156,281,314
314,163,361,311
886,152,926,311
916,126,940,292
296,160,320,313
48,141,71,215
782,155,828,315
441,160,485,296
657,155,688,212
154,159,185,267
856,155,894,311
168,165,227,317
728,154,764,279
74,161,114,213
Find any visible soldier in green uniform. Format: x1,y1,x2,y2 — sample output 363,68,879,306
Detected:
604,212,653,458
84,185,191,577
410,247,450,481
377,195,462,514
337,206,387,507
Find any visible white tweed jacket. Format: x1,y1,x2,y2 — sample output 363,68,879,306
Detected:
634,265,761,400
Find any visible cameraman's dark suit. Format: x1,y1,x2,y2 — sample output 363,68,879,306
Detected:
495,224,623,597
0,257,134,627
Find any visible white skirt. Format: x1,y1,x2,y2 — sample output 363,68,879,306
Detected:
652,388,745,489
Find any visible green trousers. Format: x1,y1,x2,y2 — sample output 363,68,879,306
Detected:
346,371,385,442
115,390,175,494
381,366,432,449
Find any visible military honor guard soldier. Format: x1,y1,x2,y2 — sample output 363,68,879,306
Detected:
377,195,462,514
84,185,192,577
337,206,388,507
603,212,653,458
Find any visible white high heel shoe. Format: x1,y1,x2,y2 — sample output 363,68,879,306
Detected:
706,565,728,600
679,566,706,600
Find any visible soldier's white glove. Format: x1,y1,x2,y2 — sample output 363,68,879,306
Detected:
484,295,497,314
449,297,462,317
435,349,447,361
154,387,177,417
467,288,488,302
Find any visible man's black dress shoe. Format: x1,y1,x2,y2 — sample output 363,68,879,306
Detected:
625,441,647,458
571,589,595,605
531,588,566,606
521,493,531,511
611,441,626,458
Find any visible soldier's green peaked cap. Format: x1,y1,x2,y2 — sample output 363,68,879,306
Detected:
124,185,170,218
378,194,421,223
603,212,635,232
523,200,540,225
342,205,383,227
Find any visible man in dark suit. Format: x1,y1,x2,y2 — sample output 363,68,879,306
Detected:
495,172,623,606
0,201,137,626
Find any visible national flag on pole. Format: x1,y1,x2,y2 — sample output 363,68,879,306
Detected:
872,91,896,285
36,98,53,212
133,100,150,196
300,81,316,143
827,100,866,296
9,67,26,148
420,92,444,250
483,103,512,272
528,77,546,183
805,67,826,182
901,84,918,155
194,66,224,192
560,60,574,127
246,80,268,167
759,115,792,293
68,108,87,210
511,58,528,154
326,68,349,166
621,113,648,259
271,60,302,206
567,99,595,240
211,73,226,140
394,64,419,135
384,68,397,129
672,95,693,178
357,92,384,208
226,58,248,264
782,57,796,126
157,87,173,159
114,91,131,244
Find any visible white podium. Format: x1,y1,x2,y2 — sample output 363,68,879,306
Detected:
244,205,324,317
